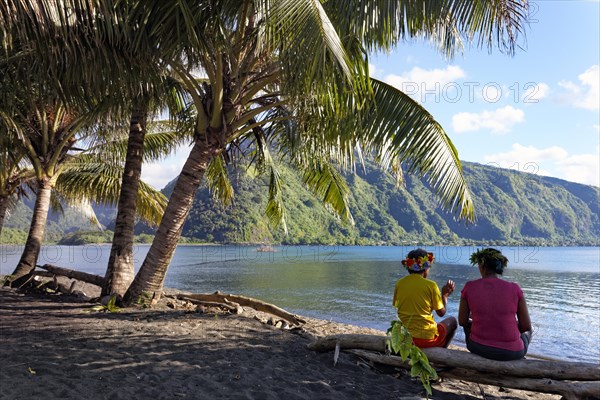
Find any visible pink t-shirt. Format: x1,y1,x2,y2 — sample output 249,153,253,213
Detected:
461,278,524,351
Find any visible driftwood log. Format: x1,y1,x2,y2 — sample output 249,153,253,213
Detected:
179,292,306,326
37,264,105,287
349,349,600,400
308,334,600,381
309,333,600,399
308,334,387,353
179,297,241,313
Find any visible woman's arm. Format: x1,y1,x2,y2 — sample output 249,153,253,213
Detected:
435,305,447,317
516,296,532,332
435,280,455,317
458,297,470,326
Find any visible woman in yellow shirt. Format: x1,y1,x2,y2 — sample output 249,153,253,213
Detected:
392,248,457,348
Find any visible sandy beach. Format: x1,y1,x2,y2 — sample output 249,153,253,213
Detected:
0,281,562,400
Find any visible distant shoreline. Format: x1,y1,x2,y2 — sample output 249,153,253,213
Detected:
1,241,598,247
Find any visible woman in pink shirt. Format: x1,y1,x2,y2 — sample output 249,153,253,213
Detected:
458,248,532,360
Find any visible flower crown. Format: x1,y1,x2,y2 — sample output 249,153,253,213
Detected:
402,252,435,272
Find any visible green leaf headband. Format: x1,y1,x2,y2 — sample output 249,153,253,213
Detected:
469,248,508,271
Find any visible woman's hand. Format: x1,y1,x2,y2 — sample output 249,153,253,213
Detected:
442,280,455,297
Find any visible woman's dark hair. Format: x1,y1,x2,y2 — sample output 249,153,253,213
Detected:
469,248,508,275
407,248,428,259
404,248,430,274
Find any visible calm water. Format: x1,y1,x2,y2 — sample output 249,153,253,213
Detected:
1,244,599,363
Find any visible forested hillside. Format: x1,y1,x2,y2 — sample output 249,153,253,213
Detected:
3,161,598,246
167,161,599,246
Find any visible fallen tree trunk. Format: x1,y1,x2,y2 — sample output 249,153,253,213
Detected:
309,334,600,381
349,350,600,400
37,264,105,288
308,334,387,353
423,347,600,382
31,271,54,278
179,292,306,326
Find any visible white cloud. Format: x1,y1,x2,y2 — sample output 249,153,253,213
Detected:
452,106,525,134
141,145,192,189
594,124,600,132
557,65,599,110
523,82,550,103
484,143,599,187
368,63,379,77
384,65,466,103
556,150,600,187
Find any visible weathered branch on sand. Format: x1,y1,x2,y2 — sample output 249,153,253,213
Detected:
349,349,600,400
178,292,306,326
308,334,600,381
179,296,240,313
37,264,105,287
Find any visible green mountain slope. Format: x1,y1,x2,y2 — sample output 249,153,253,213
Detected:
162,161,599,246
3,161,598,246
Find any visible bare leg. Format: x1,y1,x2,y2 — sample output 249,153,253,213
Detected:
440,317,458,347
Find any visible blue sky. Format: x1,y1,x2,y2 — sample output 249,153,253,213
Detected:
142,1,600,189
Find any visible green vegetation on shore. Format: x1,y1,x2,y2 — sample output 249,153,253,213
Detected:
2,161,597,247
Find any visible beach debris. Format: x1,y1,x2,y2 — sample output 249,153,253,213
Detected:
333,342,340,366
90,295,121,313
178,291,306,326
27,367,36,375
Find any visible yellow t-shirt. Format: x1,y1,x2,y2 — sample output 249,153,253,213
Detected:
392,274,444,339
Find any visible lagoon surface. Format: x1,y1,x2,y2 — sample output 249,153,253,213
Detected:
1,245,598,363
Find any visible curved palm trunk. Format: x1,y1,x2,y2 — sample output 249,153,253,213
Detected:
102,104,148,297
0,195,8,238
10,180,52,280
124,136,221,304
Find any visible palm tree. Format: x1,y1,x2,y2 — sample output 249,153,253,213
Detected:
0,133,35,238
123,0,529,304
1,0,529,301
2,86,171,283
1,0,188,294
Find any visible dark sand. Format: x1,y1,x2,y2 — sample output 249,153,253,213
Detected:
0,281,562,400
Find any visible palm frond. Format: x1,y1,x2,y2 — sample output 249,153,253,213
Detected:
302,161,354,224
362,79,475,221
246,128,288,233
64,196,102,229
2,194,19,220
266,0,352,77
265,165,288,235
86,121,190,165
55,161,168,225
205,155,234,206
324,0,529,57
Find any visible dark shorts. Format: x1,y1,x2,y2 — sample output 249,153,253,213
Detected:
464,325,532,361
